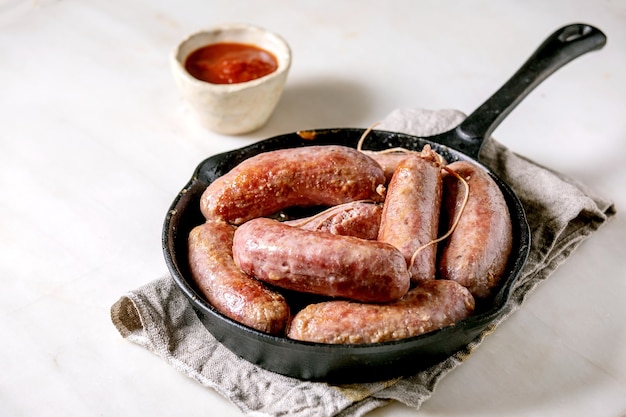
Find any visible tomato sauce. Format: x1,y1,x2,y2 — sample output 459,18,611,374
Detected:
184,42,279,84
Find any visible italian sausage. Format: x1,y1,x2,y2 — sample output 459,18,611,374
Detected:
188,220,290,335
361,151,412,183
232,217,410,303
362,148,447,183
287,279,475,344
201,145,387,225
284,201,382,240
377,147,443,283
438,161,513,299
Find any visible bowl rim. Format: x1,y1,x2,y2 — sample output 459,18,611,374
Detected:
171,23,292,90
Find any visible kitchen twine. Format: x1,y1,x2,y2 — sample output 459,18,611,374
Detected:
111,108,616,417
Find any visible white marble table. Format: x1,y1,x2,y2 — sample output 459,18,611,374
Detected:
1,1,625,416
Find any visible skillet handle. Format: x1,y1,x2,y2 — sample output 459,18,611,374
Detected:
443,23,606,159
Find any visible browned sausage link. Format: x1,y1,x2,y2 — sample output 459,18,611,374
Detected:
201,145,387,225
232,218,410,303
438,161,513,299
284,201,382,240
361,151,411,183
377,149,443,283
362,148,447,184
188,220,290,335
287,280,475,344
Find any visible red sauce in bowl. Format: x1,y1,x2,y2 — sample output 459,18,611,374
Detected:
184,42,279,84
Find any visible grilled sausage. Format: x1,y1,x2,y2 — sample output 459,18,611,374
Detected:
377,148,443,283
284,201,382,240
201,145,387,225
438,161,513,299
287,279,475,344
188,220,290,335
232,217,410,303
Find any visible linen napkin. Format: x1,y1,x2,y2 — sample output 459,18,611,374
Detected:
111,108,615,417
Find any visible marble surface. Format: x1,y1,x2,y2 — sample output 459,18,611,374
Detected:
1,1,625,416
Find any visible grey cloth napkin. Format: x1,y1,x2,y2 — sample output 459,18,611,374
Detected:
111,108,615,417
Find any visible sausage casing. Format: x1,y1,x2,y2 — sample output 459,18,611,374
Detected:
377,150,442,283
287,279,475,344
284,201,382,240
188,220,290,335
362,148,447,183
438,161,513,299
232,218,410,303
361,151,411,183
201,145,386,225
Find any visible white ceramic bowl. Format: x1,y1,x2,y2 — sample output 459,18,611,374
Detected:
171,24,291,135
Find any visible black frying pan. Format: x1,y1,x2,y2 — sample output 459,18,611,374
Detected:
163,24,606,382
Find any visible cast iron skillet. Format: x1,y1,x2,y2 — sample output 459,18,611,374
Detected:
163,24,606,382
